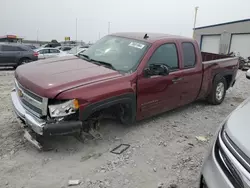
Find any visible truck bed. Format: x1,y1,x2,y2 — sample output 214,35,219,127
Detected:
201,52,233,62
198,56,239,100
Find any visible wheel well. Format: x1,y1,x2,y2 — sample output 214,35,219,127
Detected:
80,93,136,122
82,102,133,130
224,75,232,89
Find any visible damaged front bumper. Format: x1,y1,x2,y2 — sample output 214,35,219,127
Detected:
11,88,82,136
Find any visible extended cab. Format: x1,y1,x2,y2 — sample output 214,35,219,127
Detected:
11,33,239,147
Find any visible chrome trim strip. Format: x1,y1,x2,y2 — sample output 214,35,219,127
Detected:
223,132,250,171
219,131,250,184
11,89,45,135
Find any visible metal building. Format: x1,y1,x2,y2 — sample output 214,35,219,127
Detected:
193,19,250,58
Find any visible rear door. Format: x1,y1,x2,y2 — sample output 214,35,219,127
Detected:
178,41,203,106
137,41,184,118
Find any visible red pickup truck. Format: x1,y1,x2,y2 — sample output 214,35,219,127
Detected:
11,32,239,147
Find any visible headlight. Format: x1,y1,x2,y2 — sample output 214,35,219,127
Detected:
48,99,79,118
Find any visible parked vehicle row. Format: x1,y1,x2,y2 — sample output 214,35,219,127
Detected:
34,47,66,59
55,46,72,51
0,40,90,67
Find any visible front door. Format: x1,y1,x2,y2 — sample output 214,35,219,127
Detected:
137,43,184,119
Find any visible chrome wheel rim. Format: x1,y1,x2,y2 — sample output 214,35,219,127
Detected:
216,82,224,101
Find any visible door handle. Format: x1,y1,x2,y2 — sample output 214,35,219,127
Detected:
172,77,183,83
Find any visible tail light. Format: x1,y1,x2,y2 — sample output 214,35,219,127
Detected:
33,52,39,57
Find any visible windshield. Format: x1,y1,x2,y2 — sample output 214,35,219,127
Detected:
79,35,149,72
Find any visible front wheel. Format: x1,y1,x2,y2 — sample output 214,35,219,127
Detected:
208,76,227,105
117,103,134,125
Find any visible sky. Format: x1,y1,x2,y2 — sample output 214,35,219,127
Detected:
0,0,249,43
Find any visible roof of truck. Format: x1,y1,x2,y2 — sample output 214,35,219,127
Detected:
111,32,191,43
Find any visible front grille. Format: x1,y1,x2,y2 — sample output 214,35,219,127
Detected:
215,137,244,188
222,131,250,173
22,99,43,115
18,83,43,102
15,79,48,117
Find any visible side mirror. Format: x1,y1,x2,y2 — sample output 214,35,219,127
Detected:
246,69,250,79
144,64,169,77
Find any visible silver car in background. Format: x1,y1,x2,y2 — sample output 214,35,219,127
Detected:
200,70,250,188
34,47,66,59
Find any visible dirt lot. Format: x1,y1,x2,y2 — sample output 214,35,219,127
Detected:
0,69,249,188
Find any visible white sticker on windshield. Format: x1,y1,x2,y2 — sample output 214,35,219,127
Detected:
128,42,145,49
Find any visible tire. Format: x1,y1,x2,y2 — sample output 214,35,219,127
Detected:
117,103,134,125
208,76,227,105
18,58,31,66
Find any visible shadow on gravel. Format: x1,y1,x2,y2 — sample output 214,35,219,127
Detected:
27,101,208,154
27,119,131,155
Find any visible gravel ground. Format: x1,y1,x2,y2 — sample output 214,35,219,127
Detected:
0,69,249,188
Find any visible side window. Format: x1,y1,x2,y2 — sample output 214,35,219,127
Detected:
2,45,14,51
148,43,178,70
18,47,27,51
182,42,196,68
50,49,59,53
12,47,26,51
39,49,49,54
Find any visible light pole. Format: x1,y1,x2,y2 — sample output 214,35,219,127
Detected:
108,22,110,34
192,6,199,39
76,18,78,43
36,29,39,44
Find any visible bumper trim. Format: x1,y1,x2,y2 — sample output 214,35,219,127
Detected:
11,89,45,135
11,88,82,136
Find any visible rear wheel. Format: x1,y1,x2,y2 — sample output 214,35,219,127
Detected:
19,58,31,66
208,76,227,105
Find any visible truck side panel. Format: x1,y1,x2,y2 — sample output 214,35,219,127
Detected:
56,74,137,121
197,57,239,100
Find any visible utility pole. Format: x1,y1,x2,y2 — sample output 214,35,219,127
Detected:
76,18,78,43
36,29,39,44
108,22,110,34
99,32,101,39
192,6,199,39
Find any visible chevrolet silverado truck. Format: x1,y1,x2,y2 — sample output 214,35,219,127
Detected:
11,32,239,149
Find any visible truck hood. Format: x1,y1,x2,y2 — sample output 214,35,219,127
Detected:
225,97,250,158
15,56,122,98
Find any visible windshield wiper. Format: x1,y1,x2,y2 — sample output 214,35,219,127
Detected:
77,55,116,71
90,59,116,70
77,53,90,61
